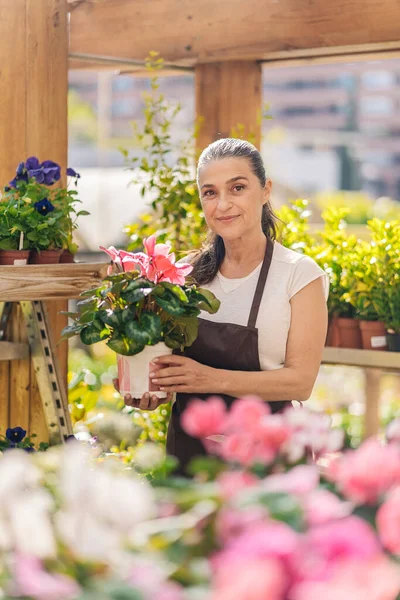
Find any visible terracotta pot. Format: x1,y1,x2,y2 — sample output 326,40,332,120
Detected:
0,249,30,265
117,342,172,399
29,249,63,264
359,320,388,351
336,317,362,349
59,249,75,263
387,333,400,352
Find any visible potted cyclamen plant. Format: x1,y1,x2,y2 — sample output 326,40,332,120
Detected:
62,236,220,399
0,158,86,264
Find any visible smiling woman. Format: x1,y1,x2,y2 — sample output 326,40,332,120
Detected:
124,138,329,475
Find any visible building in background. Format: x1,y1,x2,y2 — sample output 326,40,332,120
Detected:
68,58,400,249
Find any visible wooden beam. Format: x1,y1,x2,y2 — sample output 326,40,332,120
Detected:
0,263,108,301
0,342,29,361
196,62,262,151
69,0,400,65
322,347,400,372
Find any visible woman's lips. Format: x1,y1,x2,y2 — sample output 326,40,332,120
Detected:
217,215,240,223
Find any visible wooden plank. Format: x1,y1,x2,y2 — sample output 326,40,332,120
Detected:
196,62,262,151
69,0,400,65
0,0,27,187
0,342,29,361
322,347,400,371
0,263,108,301
0,305,11,435
364,369,381,438
9,304,30,432
29,358,50,445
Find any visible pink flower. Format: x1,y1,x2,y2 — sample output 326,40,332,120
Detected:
127,560,184,600
13,554,80,600
100,236,193,285
142,235,193,284
224,396,271,433
217,470,259,500
387,418,400,445
181,397,227,438
219,414,291,467
216,506,269,544
292,557,400,600
377,486,400,555
328,438,400,504
212,558,286,600
212,520,300,571
283,407,344,463
262,465,320,496
304,489,353,527
292,516,381,583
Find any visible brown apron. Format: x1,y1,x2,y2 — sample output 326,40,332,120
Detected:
166,239,288,475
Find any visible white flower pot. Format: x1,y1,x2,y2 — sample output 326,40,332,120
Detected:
117,342,173,399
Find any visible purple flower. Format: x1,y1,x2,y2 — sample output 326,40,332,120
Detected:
6,427,27,444
66,167,81,179
34,198,55,216
28,168,45,184
41,160,61,185
25,156,40,171
16,162,25,177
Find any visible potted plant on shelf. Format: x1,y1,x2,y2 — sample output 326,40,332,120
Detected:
342,219,394,351
369,219,400,352
318,207,362,349
61,235,220,399
1,158,87,264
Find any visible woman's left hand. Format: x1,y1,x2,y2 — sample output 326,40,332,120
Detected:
150,355,218,394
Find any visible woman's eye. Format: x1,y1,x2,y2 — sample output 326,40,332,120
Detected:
233,185,245,192
203,189,215,197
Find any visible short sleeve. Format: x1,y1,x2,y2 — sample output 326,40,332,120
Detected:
288,256,329,301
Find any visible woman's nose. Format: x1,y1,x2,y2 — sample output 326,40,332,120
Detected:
216,193,232,211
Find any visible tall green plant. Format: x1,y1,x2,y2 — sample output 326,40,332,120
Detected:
122,53,204,254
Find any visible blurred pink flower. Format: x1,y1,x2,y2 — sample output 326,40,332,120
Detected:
127,561,184,600
292,516,381,583
262,465,320,496
212,520,299,573
376,486,400,556
283,408,344,463
327,438,400,504
292,557,400,600
387,418,400,445
212,558,285,600
181,397,227,438
217,470,259,500
13,554,80,600
216,506,269,544
219,414,291,467
304,489,353,527
224,396,271,433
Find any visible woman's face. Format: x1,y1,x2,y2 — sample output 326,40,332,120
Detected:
198,157,271,242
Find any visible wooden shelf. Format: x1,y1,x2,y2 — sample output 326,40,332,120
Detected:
0,341,29,361
0,262,108,301
322,347,400,371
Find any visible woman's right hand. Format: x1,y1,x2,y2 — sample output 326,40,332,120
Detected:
113,379,172,411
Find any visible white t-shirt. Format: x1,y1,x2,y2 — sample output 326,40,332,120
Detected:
201,242,329,371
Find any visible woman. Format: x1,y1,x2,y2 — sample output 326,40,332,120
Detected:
123,138,329,474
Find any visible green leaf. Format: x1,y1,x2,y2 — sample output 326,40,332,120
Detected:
193,288,221,314
155,292,186,316
97,309,122,330
80,324,109,345
141,311,162,341
60,323,85,341
106,334,144,356
160,282,188,303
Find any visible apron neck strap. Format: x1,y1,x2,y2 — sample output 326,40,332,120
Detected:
247,238,274,329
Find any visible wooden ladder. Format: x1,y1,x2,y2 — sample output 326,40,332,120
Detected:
0,301,72,444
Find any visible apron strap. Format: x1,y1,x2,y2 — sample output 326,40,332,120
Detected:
247,238,274,329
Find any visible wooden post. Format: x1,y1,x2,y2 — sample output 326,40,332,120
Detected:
195,61,262,151
364,368,381,438
0,0,68,442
